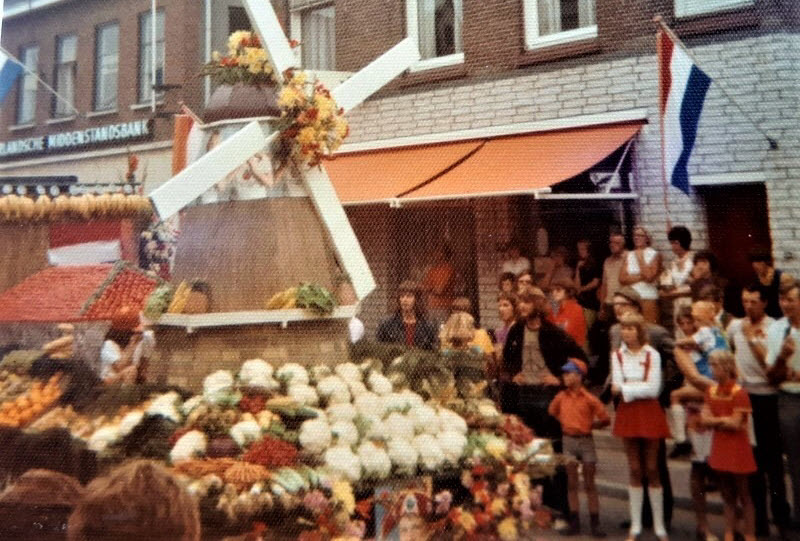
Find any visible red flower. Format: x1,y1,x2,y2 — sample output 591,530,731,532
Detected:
238,394,267,414
242,436,298,468
289,39,300,48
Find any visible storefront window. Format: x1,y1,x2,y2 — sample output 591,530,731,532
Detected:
94,22,119,111
139,9,165,103
16,44,38,125
53,34,77,118
523,0,597,49
300,4,335,70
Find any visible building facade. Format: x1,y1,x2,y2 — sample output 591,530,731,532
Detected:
1,0,798,336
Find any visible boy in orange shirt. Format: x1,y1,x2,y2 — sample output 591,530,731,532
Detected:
549,358,611,537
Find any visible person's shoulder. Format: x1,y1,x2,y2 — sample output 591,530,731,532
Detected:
767,317,788,336
727,318,743,334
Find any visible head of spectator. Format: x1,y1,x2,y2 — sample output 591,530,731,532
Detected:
550,278,577,307
692,250,718,280
506,243,522,261
676,304,696,338
0,469,85,540
667,226,692,257
396,280,425,319
608,231,626,257
696,283,724,317
441,312,476,351
576,239,593,262
632,226,652,249
618,312,649,348
561,358,588,389
778,276,800,324
691,300,717,328
498,272,516,295
741,283,768,323
612,286,642,321
522,288,550,322
105,306,143,348
709,349,738,383
450,296,473,316
67,459,200,541
518,288,546,321
550,245,570,267
748,247,774,279
497,292,517,325
516,270,535,296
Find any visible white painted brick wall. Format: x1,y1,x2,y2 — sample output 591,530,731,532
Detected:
345,32,800,319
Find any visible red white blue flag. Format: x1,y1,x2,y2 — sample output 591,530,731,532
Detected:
658,29,712,194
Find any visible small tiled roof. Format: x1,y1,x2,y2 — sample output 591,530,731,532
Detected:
0,265,113,323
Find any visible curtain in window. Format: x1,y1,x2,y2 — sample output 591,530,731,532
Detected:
578,0,596,27
18,47,38,124
418,0,437,59
301,6,334,70
537,0,561,36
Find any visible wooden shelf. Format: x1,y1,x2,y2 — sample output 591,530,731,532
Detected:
155,305,357,331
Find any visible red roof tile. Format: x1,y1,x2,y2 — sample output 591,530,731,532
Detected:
0,265,112,323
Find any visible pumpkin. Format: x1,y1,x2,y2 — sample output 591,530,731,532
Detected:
18,196,35,220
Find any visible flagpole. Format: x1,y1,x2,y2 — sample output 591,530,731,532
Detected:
656,28,673,230
653,15,778,150
0,45,82,118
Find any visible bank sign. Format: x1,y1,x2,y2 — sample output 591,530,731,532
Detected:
0,119,153,160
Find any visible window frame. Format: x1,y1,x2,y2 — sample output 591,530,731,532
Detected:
93,21,119,112
16,44,39,126
138,8,166,104
289,2,336,71
522,0,598,51
674,0,754,18
405,0,464,72
52,33,77,119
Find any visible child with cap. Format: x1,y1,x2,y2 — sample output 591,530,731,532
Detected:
548,358,610,537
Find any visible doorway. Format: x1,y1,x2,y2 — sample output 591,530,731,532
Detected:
700,182,771,315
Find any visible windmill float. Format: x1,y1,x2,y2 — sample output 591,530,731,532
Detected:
147,0,420,389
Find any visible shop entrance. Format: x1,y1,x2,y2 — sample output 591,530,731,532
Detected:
700,183,772,313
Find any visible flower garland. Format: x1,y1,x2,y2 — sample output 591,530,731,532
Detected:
201,31,276,86
140,217,179,280
273,70,349,168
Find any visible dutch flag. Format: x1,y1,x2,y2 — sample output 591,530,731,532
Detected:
658,30,712,194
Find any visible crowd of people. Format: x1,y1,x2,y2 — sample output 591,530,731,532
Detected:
376,226,800,541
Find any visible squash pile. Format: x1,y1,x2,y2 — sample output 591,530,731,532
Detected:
0,373,63,428
0,193,152,223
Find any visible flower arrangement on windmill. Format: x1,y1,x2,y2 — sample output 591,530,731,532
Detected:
201,31,276,86
203,31,349,170
140,217,179,280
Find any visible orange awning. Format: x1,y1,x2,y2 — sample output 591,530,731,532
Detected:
323,140,484,204
401,121,644,201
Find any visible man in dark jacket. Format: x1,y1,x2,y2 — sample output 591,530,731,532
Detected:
501,288,588,529
376,280,438,350
501,288,589,439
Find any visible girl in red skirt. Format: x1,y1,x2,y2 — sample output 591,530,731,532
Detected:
611,312,671,541
701,350,757,541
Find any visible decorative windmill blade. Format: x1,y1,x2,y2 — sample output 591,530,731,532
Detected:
241,0,298,77
332,38,420,113
149,122,277,219
302,166,376,300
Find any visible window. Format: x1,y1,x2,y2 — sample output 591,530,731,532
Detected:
300,5,335,70
16,44,38,125
674,0,754,18
139,9,165,103
228,6,252,34
94,22,119,111
53,34,77,118
523,0,597,50
406,0,463,70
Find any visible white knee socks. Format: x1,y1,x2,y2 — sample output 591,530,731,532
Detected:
669,404,687,443
648,486,667,538
628,485,644,535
